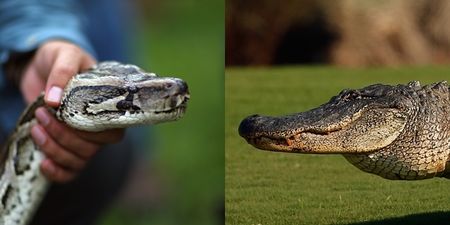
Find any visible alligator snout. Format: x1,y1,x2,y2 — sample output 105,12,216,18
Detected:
238,114,267,139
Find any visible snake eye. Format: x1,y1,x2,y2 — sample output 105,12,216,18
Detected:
128,86,138,93
116,100,134,110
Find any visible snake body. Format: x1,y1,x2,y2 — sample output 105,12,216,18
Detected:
0,62,189,225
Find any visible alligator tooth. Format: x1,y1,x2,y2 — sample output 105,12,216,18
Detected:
125,111,130,117
286,138,292,146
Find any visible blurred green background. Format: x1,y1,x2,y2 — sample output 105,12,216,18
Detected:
101,1,223,225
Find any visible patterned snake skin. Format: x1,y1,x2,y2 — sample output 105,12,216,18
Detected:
0,61,189,225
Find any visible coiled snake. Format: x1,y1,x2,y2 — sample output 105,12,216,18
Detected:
0,62,189,225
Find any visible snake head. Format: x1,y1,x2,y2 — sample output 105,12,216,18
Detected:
57,61,190,131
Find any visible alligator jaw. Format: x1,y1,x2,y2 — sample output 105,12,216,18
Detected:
239,114,350,153
239,107,407,154
243,130,344,153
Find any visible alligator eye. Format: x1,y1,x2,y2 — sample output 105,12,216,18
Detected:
338,90,364,102
343,92,355,100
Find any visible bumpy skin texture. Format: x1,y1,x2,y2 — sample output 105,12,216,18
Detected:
239,81,450,180
58,62,189,131
0,62,189,225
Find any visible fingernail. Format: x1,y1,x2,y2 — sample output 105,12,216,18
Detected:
31,126,47,146
42,159,55,175
35,108,50,126
47,86,63,103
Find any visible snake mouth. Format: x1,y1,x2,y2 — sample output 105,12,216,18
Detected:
154,94,190,114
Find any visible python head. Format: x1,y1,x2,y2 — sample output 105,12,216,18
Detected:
57,61,190,131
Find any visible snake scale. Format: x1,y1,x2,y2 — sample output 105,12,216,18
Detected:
0,61,190,225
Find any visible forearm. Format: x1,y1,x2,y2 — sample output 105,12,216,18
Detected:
0,0,96,87
0,0,95,55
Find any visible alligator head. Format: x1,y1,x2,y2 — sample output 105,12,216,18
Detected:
239,81,450,180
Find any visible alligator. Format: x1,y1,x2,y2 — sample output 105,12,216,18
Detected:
239,81,450,180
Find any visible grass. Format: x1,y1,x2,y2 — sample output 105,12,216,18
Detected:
225,66,450,225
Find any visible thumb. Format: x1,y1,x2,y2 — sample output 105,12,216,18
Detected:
20,64,46,104
44,49,95,107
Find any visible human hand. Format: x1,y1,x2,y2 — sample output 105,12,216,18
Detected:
20,40,125,183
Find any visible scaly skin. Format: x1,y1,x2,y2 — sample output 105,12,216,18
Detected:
239,81,450,180
0,62,189,225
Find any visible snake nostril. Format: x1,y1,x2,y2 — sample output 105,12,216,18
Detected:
165,83,173,89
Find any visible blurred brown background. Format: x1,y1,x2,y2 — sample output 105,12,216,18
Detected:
226,0,450,67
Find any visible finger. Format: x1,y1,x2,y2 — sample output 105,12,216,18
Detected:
31,125,86,171
44,47,95,107
34,107,99,159
41,159,76,183
76,128,125,145
44,47,80,106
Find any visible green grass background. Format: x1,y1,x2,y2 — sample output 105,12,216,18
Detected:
226,66,450,225
101,1,224,225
